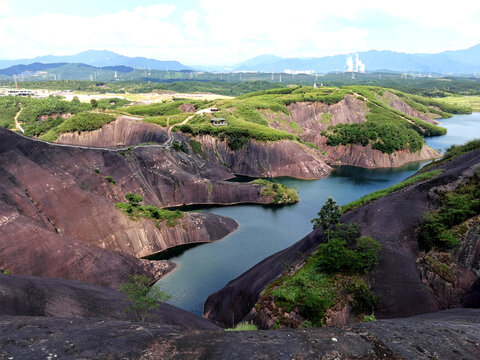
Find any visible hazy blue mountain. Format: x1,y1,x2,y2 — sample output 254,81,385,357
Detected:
234,44,480,74
0,50,191,71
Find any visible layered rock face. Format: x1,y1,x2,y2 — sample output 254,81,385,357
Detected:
204,149,480,328
382,91,441,124
0,128,276,286
56,116,169,147
196,135,331,180
315,136,440,168
54,117,332,180
267,94,441,168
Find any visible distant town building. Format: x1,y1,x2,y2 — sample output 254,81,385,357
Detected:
211,118,227,127
4,89,36,97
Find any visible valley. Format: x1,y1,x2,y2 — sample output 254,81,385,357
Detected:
1,83,479,358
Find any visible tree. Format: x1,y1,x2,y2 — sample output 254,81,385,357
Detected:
311,196,342,240
90,99,98,109
119,274,171,322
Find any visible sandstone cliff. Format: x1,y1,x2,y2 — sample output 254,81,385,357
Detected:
266,94,441,168
54,117,332,180
0,128,280,286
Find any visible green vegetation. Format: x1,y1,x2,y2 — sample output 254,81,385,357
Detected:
56,112,115,133
225,322,258,331
437,95,480,112
311,196,342,238
422,139,480,172
189,139,206,158
418,169,480,250
267,222,380,327
362,314,376,322
177,114,298,150
0,97,20,129
321,87,449,154
105,175,116,184
0,96,124,141
119,274,171,322
95,97,131,110
115,193,183,227
342,169,444,213
125,100,197,117
143,113,190,127
251,179,299,204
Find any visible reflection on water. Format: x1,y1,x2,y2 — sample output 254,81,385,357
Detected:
156,113,480,316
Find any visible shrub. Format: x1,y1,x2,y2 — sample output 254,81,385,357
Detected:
119,274,171,322
56,112,115,133
105,176,116,184
347,281,379,315
125,193,143,206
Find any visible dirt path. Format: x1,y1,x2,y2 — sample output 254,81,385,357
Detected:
14,108,24,133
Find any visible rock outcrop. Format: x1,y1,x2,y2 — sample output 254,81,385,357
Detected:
0,309,479,359
0,128,280,286
382,91,441,124
196,135,331,180
56,116,169,147
204,149,480,327
316,136,440,168
265,95,442,168
0,274,219,330
55,117,332,180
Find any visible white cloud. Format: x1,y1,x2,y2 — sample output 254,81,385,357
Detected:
0,0,10,16
0,1,479,64
183,10,203,40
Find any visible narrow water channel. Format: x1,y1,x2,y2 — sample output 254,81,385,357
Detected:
156,113,480,316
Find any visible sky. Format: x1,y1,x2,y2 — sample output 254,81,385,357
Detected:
0,0,479,65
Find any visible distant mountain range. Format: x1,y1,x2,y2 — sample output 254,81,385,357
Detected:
232,44,480,74
0,50,190,72
0,45,479,78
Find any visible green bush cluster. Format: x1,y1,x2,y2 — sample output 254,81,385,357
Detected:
125,100,198,117
419,170,480,250
251,179,299,204
0,97,20,129
269,222,380,326
95,97,131,109
56,112,115,133
177,115,298,150
115,193,183,227
316,235,381,274
18,96,91,124
143,113,190,127
321,86,449,154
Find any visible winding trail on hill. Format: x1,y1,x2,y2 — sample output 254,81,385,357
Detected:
14,108,24,133
164,107,215,148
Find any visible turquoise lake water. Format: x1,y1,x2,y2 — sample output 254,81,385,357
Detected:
156,113,480,316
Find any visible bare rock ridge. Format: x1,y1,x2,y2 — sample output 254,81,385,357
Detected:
0,308,479,359
55,116,332,180
204,149,480,328
57,116,169,147
0,127,278,286
0,274,219,330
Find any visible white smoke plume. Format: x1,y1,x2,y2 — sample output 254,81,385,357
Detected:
355,53,365,73
346,56,354,72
